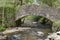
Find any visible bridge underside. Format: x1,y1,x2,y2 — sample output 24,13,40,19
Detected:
15,15,53,29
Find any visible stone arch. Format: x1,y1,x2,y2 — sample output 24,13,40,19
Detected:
16,13,53,20
15,5,60,22
15,4,60,27
15,14,53,22
15,14,53,29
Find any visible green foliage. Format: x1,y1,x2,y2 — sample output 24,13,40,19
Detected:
0,0,15,7
22,15,50,23
24,0,60,8
53,0,60,8
24,0,34,5
0,0,20,27
0,25,7,32
24,15,36,21
37,0,60,8
23,15,44,21
40,0,56,7
52,20,60,32
0,0,60,27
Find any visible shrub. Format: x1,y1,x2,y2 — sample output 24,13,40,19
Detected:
52,20,60,32
0,25,7,32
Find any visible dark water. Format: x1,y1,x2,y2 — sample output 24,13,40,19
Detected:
9,28,52,40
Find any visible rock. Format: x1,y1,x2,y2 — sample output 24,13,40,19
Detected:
37,31,44,37
1,28,52,40
21,20,38,27
45,31,60,40
10,34,22,40
0,35,7,40
57,31,60,35
2,27,31,35
8,29,37,40
38,38,43,40
37,31,45,40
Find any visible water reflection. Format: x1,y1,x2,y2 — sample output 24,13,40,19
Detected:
9,34,22,40
9,28,52,40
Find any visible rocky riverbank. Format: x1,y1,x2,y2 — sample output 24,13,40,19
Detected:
0,27,60,40
0,27,31,40
45,31,60,40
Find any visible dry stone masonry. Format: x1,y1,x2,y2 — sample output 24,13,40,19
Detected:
15,5,60,21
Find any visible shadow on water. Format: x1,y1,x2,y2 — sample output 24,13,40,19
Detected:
15,15,53,28
8,28,52,40
11,15,53,40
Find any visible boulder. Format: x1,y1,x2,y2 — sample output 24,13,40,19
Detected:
45,31,60,40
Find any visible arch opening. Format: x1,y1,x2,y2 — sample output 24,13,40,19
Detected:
15,15,53,28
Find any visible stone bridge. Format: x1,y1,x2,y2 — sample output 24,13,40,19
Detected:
15,5,60,22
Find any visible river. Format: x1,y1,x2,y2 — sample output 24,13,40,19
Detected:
9,28,52,40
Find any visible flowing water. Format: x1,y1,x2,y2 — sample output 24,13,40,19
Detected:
9,28,52,40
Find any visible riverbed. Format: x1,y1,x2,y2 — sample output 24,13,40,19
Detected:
9,28,52,40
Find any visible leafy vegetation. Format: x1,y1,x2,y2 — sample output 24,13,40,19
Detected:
21,15,51,23
0,25,8,32
22,15,43,21
24,15,37,21
0,0,60,32
52,20,60,32
22,0,60,8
